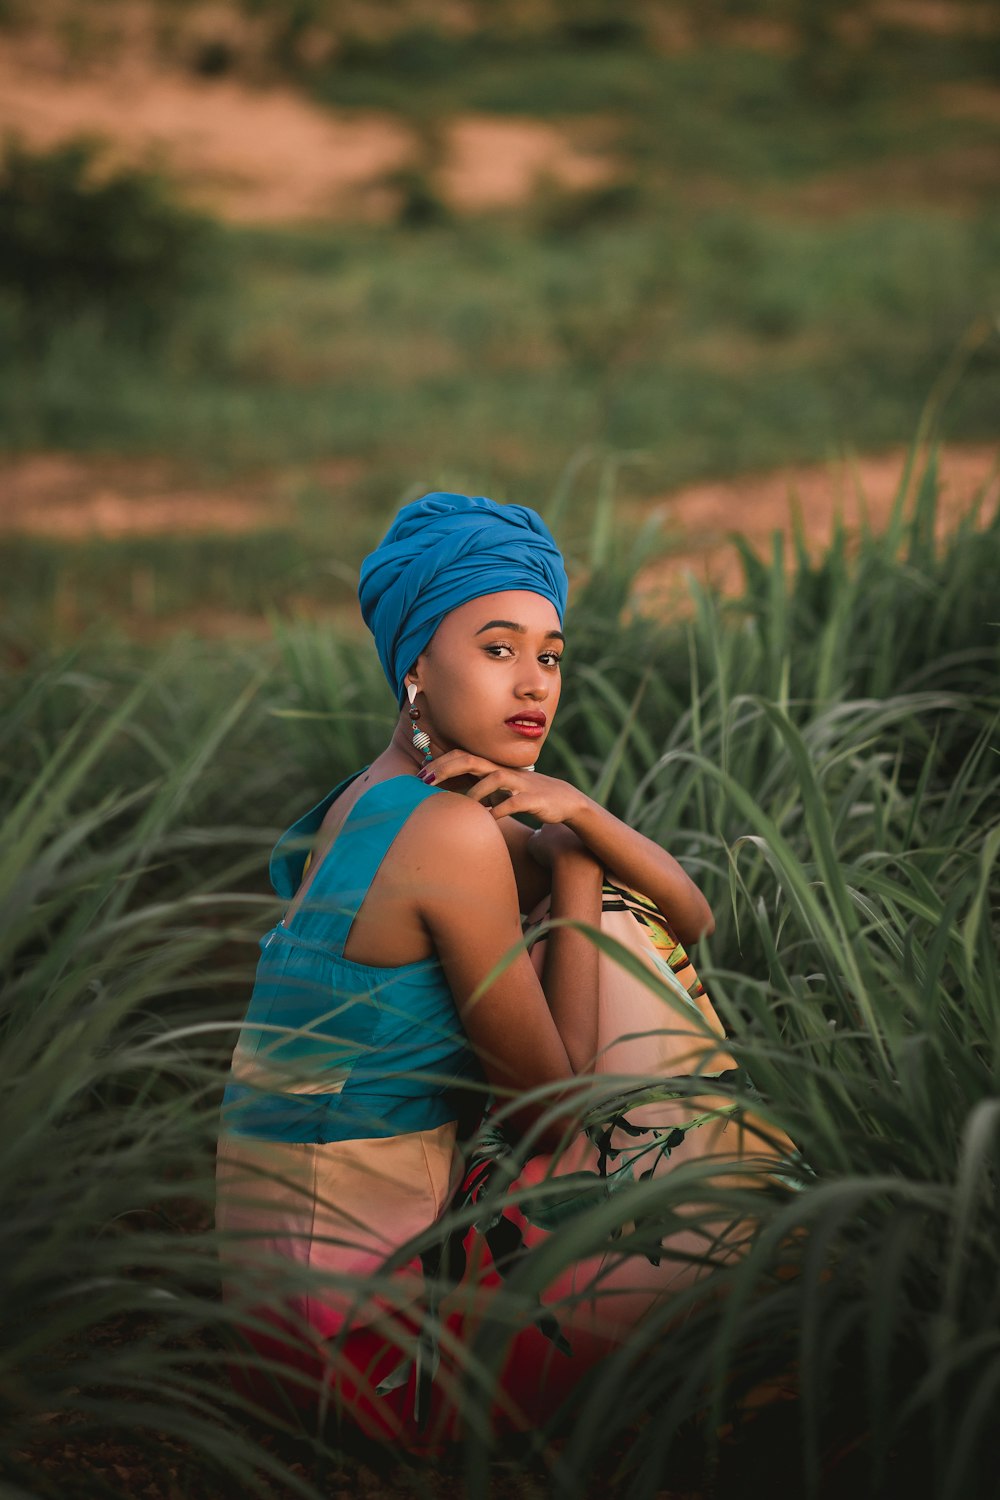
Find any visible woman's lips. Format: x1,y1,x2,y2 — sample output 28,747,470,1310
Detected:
505,715,546,739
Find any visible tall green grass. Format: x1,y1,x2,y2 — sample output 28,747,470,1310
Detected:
2,449,998,1497
0,661,278,1497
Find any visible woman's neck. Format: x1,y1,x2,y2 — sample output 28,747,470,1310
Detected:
380,718,477,793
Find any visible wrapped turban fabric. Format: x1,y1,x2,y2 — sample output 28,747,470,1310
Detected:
358,492,569,704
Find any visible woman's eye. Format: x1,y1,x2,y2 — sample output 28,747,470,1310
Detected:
483,643,562,666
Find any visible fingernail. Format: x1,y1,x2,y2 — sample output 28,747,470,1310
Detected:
419,771,435,783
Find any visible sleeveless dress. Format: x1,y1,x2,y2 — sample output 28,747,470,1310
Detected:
216,771,794,1444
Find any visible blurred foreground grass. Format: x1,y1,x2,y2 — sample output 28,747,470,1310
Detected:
2,449,999,1498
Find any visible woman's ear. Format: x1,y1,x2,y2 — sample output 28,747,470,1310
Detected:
405,655,428,697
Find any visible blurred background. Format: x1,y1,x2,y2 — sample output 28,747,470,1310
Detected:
1,0,998,644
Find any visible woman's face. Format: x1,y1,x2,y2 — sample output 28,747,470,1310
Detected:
406,590,564,767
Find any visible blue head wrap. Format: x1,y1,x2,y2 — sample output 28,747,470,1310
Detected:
358,492,568,704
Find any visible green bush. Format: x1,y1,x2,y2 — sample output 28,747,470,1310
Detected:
0,135,222,349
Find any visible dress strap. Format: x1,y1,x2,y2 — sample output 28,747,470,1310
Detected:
268,767,368,900
280,775,439,955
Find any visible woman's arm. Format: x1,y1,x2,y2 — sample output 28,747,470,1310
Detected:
495,814,553,915
421,755,714,948
412,794,602,1146
553,799,713,946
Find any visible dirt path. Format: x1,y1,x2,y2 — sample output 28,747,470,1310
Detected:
0,452,367,539
632,443,999,613
0,43,613,221
3,11,996,226
2,444,996,634
5,446,994,548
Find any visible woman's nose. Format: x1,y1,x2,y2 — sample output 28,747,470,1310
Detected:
517,667,549,699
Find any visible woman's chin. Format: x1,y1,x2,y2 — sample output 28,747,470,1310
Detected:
460,733,546,767
498,745,543,768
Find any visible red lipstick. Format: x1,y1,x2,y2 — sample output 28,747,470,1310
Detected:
505,712,546,738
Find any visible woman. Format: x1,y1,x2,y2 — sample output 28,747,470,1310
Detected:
216,492,789,1445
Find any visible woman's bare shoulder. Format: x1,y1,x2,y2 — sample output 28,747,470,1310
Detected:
407,789,513,881
413,786,504,839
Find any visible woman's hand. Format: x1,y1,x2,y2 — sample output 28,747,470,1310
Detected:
420,750,714,946
420,751,590,826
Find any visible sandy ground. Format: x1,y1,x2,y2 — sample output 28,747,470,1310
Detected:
0,454,280,538
0,452,361,539
2,444,996,633
0,43,614,221
876,1,1000,36
5,446,994,548
4,18,994,226
439,115,612,210
0,55,411,222
0,450,367,546
632,443,999,612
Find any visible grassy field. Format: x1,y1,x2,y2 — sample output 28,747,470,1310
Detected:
3,457,1000,1498
1,13,998,641
8,206,1000,478
3,197,998,640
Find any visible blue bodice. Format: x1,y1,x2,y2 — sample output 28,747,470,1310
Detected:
222,771,479,1144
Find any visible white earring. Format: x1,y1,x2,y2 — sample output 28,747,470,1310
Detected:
406,683,418,705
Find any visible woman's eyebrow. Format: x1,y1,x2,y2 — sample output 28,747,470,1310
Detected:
475,619,565,643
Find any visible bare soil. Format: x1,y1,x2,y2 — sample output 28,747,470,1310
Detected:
875,1,1000,36
2,14,994,227
0,41,614,221
0,452,360,538
3,444,996,635
0,453,285,537
632,443,999,613
439,116,613,211
5,444,995,552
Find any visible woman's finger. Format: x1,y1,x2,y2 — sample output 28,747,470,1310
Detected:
463,771,518,804
423,751,497,783
489,793,526,819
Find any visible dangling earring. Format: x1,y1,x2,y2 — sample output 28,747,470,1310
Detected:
406,683,432,763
